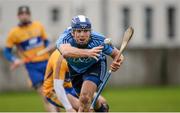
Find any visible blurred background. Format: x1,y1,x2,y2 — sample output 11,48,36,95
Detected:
0,0,180,112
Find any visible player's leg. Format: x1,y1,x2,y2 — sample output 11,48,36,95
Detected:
37,86,60,112
25,61,58,112
45,87,79,111
66,87,80,111
69,70,97,112
58,87,108,112
66,77,109,112
69,59,108,112
78,80,97,112
78,59,107,112
79,81,110,112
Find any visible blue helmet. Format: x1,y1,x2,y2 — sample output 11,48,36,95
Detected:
71,15,91,30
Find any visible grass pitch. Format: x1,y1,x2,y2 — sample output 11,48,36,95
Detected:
0,86,180,112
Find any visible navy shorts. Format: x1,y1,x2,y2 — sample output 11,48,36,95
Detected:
68,59,107,94
25,60,48,89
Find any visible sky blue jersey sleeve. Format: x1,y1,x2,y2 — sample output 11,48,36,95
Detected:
56,34,65,48
91,31,114,56
56,27,71,49
103,43,114,56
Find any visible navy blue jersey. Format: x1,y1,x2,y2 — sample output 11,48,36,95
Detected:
56,27,114,73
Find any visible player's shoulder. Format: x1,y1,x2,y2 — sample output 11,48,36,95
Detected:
50,49,67,66
62,27,72,37
8,26,20,36
91,31,105,42
58,27,72,41
48,49,61,64
50,49,61,59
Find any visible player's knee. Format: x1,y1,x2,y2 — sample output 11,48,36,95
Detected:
79,92,91,105
95,103,109,112
79,92,92,111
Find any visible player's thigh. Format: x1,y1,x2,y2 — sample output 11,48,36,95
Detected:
84,59,107,87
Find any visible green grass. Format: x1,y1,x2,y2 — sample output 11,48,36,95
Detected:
103,86,180,112
0,91,45,112
0,86,180,112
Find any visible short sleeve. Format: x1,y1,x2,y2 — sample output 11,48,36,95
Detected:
6,30,16,48
103,44,114,55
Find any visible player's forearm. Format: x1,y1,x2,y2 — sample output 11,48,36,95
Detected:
58,44,89,58
110,48,120,60
3,47,17,62
62,48,89,58
54,79,73,110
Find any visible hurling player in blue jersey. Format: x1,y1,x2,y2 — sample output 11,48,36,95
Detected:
56,15,124,112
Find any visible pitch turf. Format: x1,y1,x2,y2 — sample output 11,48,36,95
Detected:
0,86,180,112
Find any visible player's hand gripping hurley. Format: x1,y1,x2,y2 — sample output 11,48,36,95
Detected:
90,27,134,109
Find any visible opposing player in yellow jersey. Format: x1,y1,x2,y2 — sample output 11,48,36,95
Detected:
3,6,56,111
43,49,78,112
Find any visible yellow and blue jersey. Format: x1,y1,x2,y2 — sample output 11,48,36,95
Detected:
43,50,77,108
5,21,49,62
3,21,50,88
43,50,72,97
56,27,114,74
